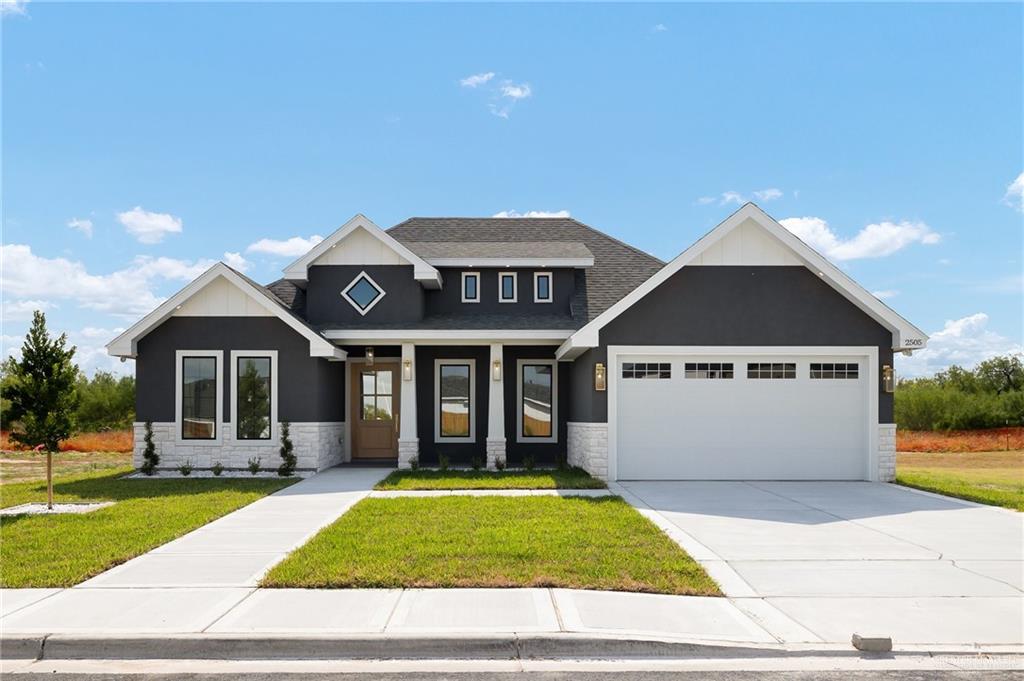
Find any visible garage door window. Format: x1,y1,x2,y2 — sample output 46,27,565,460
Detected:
747,363,796,379
810,363,859,379
622,362,671,379
684,362,733,379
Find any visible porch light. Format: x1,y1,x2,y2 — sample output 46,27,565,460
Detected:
492,359,502,382
882,365,894,393
403,358,413,381
594,362,607,392
366,346,375,366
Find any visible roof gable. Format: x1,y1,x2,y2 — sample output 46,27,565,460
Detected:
557,203,929,358
283,214,441,288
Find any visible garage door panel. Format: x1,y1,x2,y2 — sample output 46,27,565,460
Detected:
616,355,868,480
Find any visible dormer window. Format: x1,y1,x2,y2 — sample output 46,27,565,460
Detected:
534,272,553,303
462,272,480,303
341,271,385,315
498,272,518,303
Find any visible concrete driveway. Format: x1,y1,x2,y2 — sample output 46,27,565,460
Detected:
616,481,1024,646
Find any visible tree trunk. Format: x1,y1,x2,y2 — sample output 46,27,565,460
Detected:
47,450,53,510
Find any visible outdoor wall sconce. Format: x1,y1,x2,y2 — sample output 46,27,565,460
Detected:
492,359,502,382
402,358,413,382
365,346,374,367
882,364,894,393
594,362,607,392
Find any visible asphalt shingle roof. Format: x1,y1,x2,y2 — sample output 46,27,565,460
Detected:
404,241,594,261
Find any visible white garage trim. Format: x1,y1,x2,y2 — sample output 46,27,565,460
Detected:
606,345,880,482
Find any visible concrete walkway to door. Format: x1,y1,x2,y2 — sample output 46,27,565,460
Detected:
76,466,391,588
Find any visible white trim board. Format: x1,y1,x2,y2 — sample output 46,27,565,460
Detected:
229,350,279,445
174,350,224,446
605,345,880,482
106,263,345,360
340,270,387,316
516,358,558,444
434,358,477,444
322,330,571,343
282,214,442,288
557,203,928,359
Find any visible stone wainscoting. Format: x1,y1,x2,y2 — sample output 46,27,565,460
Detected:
567,422,609,481
133,421,346,472
878,423,897,482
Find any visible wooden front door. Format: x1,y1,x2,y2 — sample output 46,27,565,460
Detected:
351,363,399,459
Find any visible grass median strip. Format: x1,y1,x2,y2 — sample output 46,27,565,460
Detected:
374,467,606,490
0,467,297,587
262,495,719,595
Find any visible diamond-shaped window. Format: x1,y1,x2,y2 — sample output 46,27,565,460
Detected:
341,272,385,315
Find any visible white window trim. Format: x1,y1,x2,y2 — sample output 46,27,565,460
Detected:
516,359,558,444
498,272,518,303
230,350,279,445
175,350,224,446
461,271,481,303
341,270,387,316
434,358,476,443
533,271,553,303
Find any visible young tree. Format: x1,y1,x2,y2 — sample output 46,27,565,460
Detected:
278,421,296,476
3,311,79,508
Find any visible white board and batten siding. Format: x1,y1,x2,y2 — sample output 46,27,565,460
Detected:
173,277,273,317
610,346,879,481
690,218,802,266
311,226,413,267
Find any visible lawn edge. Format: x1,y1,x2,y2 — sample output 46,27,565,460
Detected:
893,477,1022,512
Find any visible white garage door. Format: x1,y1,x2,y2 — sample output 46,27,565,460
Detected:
615,354,869,480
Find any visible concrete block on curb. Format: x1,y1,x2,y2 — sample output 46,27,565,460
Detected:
852,633,893,652
0,635,44,661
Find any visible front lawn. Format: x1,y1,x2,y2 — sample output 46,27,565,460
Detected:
896,450,1023,512
375,467,606,490
0,468,296,587
262,495,719,595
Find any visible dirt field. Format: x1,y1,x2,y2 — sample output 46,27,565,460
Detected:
0,450,132,485
0,429,132,453
897,427,1024,452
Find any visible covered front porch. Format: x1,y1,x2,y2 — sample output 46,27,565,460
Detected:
339,342,568,469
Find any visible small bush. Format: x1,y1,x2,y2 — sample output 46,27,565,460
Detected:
495,458,506,471
409,456,419,471
278,421,296,476
211,461,224,476
247,456,262,475
177,459,193,476
522,454,535,471
438,454,449,472
470,456,483,471
140,421,159,476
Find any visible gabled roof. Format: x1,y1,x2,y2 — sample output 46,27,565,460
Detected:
283,214,442,288
388,217,664,322
403,241,594,267
556,203,930,359
106,263,344,359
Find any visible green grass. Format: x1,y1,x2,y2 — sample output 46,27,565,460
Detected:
262,495,719,595
375,467,606,490
897,468,1023,511
0,467,296,587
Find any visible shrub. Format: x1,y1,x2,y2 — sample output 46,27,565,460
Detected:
177,459,193,476
140,421,159,476
438,454,449,472
470,456,482,471
522,454,535,471
211,461,224,476
494,458,506,471
409,456,420,471
277,421,296,476
247,456,262,475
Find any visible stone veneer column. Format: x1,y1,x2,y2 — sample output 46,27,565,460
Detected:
878,423,897,482
485,342,506,469
397,342,419,469
567,422,609,480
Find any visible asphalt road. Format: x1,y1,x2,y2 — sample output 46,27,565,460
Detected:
6,673,1022,680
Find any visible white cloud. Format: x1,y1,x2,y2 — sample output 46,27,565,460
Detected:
0,244,216,317
489,80,532,118
222,251,251,272
492,209,571,219
652,23,668,33
117,206,183,244
701,189,784,206
80,326,125,339
460,72,495,88
696,196,716,205
1002,171,1024,212
67,217,93,238
246,235,323,258
500,82,532,100
1,0,29,16
872,290,899,300
720,191,745,205
2,299,56,320
753,188,783,201
780,216,940,261
896,313,1024,378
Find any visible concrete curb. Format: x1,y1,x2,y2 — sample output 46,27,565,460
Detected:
7,633,1020,662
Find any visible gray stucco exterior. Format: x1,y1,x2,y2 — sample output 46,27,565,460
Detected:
568,266,895,423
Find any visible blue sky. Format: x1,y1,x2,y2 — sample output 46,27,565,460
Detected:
2,1,1021,377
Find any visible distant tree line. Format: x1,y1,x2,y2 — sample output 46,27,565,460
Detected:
895,355,1024,430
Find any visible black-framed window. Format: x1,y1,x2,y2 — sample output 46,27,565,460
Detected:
236,357,272,440
499,272,517,302
747,362,796,379
534,273,552,302
684,362,734,379
439,363,472,438
621,362,671,379
521,363,553,438
182,356,217,440
462,273,479,302
810,363,860,379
